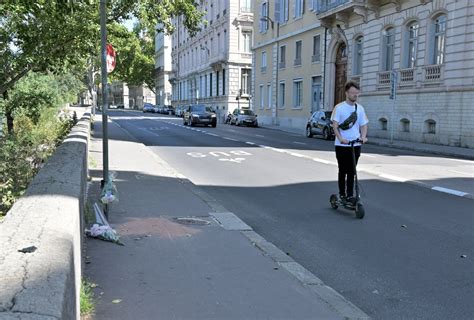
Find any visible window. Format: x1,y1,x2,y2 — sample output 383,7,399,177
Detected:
279,0,289,23
433,14,446,65
383,27,395,71
293,79,303,108
279,82,285,108
405,22,419,68
261,51,267,72
216,71,219,96
295,0,304,18
424,119,436,134
354,36,363,75
242,31,252,53
259,1,269,33
400,119,410,132
295,40,302,66
259,84,264,109
241,0,252,13
209,73,213,97
379,118,388,131
279,45,286,68
241,69,251,95
267,84,272,109
312,35,321,62
222,68,226,95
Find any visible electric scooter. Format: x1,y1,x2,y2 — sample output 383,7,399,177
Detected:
330,139,365,219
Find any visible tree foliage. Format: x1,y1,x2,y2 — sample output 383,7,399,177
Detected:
0,0,204,95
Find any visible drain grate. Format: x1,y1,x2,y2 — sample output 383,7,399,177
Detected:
174,217,211,225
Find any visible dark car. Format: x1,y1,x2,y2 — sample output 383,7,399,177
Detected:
165,105,175,115
184,104,217,127
306,111,335,140
143,103,155,113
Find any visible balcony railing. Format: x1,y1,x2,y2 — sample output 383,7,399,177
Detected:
377,71,391,88
240,6,252,13
312,55,320,63
316,0,350,14
423,65,442,82
400,68,414,85
294,57,302,66
279,61,286,69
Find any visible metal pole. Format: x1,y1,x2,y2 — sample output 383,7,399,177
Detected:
100,0,109,186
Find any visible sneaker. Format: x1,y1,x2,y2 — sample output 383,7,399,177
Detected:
346,196,357,205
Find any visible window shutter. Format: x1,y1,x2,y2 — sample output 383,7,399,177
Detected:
259,3,264,32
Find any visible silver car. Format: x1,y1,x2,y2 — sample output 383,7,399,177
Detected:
231,108,258,127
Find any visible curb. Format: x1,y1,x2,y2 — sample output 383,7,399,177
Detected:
110,118,371,319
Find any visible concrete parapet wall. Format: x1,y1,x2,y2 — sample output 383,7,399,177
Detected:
0,113,90,319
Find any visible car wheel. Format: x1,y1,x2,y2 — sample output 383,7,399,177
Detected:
323,127,331,140
306,126,313,138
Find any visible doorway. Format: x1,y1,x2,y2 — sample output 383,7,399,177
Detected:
334,43,348,105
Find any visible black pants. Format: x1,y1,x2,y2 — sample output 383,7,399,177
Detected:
335,146,361,197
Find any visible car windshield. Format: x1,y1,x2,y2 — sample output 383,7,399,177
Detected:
192,105,213,112
239,109,255,116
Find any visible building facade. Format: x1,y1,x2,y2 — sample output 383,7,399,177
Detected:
170,0,254,122
155,28,173,106
253,0,473,148
253,0,325,129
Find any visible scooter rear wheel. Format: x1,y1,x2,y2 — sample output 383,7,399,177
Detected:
355,203,365,219
330,194,338,209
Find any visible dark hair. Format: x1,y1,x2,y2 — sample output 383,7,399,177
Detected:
345,80,360,92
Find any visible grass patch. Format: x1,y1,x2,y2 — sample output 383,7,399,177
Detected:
80,279,95,316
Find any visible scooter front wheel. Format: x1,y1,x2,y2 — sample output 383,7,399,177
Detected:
355,203,365,219
330,194,338,209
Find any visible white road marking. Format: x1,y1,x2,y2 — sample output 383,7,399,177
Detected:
449,159,473,164
448,169,474,177
245,142,256,145
432,186,468,197
219,158,246,163
207,133,219,137
255,134,265,137
293,142,306,145
313,158,332,165
223,137,239,142
378,174,408,182
289,152,306,158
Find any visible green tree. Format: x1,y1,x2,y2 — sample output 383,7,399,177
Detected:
0,0,204,132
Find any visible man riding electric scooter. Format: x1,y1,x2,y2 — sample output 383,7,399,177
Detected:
330,81,368,218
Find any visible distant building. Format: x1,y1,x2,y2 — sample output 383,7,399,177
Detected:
155,26,173,106
170,0,254,122
253,0,474,148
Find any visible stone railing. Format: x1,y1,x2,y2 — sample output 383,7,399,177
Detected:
377,71,391,88
0,111,90,319
423,64,442,82
400,68,415,85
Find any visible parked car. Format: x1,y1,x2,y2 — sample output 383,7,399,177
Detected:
306,111,335,140
183,104,217,127
117,104,125,109
230,108,258,127
143,103,155,113
165,105,175,115
154,105,162,113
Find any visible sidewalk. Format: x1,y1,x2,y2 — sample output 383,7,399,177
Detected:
260,124,474,160
85,116,369,319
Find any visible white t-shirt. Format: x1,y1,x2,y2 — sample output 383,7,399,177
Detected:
331,101,369,147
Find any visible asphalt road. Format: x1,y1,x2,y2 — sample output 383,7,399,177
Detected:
109,111,474,320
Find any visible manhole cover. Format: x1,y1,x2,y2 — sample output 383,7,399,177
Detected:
174,217,210,225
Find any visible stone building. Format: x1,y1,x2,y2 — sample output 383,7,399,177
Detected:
170,0,254,122
253,0,473,147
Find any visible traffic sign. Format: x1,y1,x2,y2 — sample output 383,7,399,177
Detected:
106,44,116,73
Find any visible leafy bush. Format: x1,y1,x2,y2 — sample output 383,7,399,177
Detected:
0,72,81,217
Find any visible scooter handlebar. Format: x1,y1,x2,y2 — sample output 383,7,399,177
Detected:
347,138,363,145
